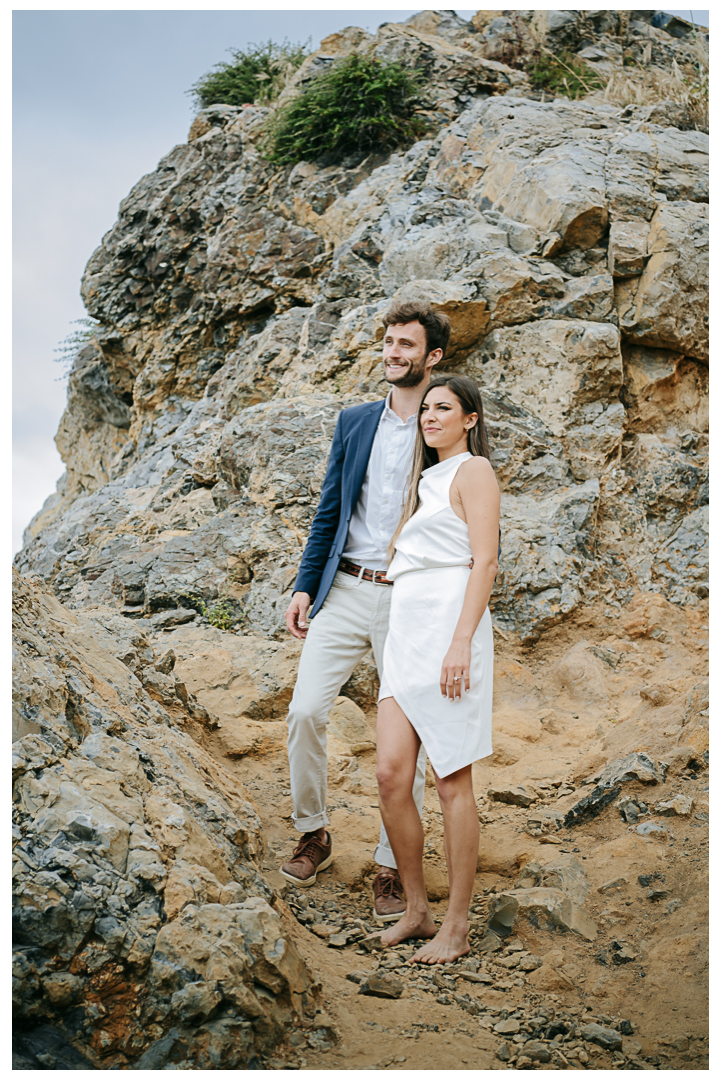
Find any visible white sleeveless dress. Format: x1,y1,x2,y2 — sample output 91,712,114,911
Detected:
378,452,493,779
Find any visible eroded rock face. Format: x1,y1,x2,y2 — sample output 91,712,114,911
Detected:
11,572,314,1068
16,55,708,642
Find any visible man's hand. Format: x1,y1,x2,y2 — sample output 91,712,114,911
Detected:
286,592,312,639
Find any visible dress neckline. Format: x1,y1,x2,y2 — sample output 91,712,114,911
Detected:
421,451,473,478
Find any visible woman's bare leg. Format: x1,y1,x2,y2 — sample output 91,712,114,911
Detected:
374,697,436,946
411,764,477,963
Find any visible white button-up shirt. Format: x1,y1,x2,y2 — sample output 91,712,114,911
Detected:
342,393,417,570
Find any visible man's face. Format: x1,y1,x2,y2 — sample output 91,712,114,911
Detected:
382,320,434,388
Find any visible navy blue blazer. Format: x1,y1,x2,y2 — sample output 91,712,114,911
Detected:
292,400,501,618
293,400,385,617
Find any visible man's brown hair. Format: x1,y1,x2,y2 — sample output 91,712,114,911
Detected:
381,300,451,357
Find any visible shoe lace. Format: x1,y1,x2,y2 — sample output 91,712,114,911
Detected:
291,834,326,863
376,872,403,899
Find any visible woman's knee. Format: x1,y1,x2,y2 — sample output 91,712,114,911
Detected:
376,760,412,801
435,766,474,804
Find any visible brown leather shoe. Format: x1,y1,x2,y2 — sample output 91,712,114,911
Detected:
373,867,406,923
280,829,333,887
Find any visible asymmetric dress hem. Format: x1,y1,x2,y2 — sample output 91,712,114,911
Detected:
378,452,494,779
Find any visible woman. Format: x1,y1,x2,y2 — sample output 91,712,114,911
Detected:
374,375,500,964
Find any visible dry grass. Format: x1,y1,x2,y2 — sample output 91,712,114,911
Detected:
596,37,708,131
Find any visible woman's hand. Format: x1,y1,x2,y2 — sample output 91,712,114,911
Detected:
440,639,472,701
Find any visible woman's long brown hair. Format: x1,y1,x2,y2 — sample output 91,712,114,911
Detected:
388,375,491,561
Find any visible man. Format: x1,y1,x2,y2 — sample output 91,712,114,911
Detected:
280,300,451,922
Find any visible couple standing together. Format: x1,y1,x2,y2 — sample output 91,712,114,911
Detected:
280,300,500,964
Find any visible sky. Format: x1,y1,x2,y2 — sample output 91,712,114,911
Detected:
12,6,709,554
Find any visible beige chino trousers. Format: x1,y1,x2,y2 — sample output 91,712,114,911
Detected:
286,569,427,869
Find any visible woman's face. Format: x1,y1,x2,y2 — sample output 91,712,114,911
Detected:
420,386,477,454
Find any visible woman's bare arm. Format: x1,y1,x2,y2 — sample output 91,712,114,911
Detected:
440,456,500,700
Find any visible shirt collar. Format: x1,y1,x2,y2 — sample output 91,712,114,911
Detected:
383,391,416,426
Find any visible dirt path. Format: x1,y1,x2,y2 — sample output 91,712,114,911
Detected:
169,593,708,1070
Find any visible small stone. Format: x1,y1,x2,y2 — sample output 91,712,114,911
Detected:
41,971,82,1007
617,796,647,824
577,1049,589,1063
345,971,368,984
150,608,197,629
357,935,386,953
154,649,176,674
654,794,694,817
518,955,542,972
525,807,564,837
515,1054,533,1068
666,898,683,914
522,1040,552,1063
646,888,670,901
358,973,404,999
328,932,349,948
635,821,668,837
494,1018,521,1035
597,877,628,895
475,930,503,954
596,940,637,966
488,784,537,808
659,1035,689,1052
619,1021,634,1036
496,1042,512,1062
578,1023,622,1051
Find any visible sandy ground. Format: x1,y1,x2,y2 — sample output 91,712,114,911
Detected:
164,591,708,1070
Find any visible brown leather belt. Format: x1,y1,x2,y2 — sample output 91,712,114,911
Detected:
338,559,393,586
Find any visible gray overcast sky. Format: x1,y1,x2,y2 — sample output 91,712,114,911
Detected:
12,8,708,553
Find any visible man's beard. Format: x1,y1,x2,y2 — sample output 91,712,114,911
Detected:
384,356,427,388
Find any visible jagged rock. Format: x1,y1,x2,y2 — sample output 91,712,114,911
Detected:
617,796,648,824
488,887,598,942
488,783,537,807
522,1040,552,1063
596,940,637,966
358,973,404,999
578,1023,623,1051
592,752,665,787
654,794,694,817
609,220,650,277
11,572,299,1068
616,201,709,361
525,807,564,837
564,784,622,827
635,820,669,837
515,854,590,906
621,346,708,435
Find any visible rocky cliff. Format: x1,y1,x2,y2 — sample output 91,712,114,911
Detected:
14,9,708,1070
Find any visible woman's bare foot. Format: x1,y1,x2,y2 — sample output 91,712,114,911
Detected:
368,909,436,948
410,920,470,964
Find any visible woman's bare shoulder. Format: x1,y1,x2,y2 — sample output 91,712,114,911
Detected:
456,455,498,489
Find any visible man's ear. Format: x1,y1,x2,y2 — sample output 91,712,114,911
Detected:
426,348,443,371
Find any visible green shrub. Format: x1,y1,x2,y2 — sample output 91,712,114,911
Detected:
264,53,427,166
189,39,310,109
526,51,605,99
179,592,238,632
